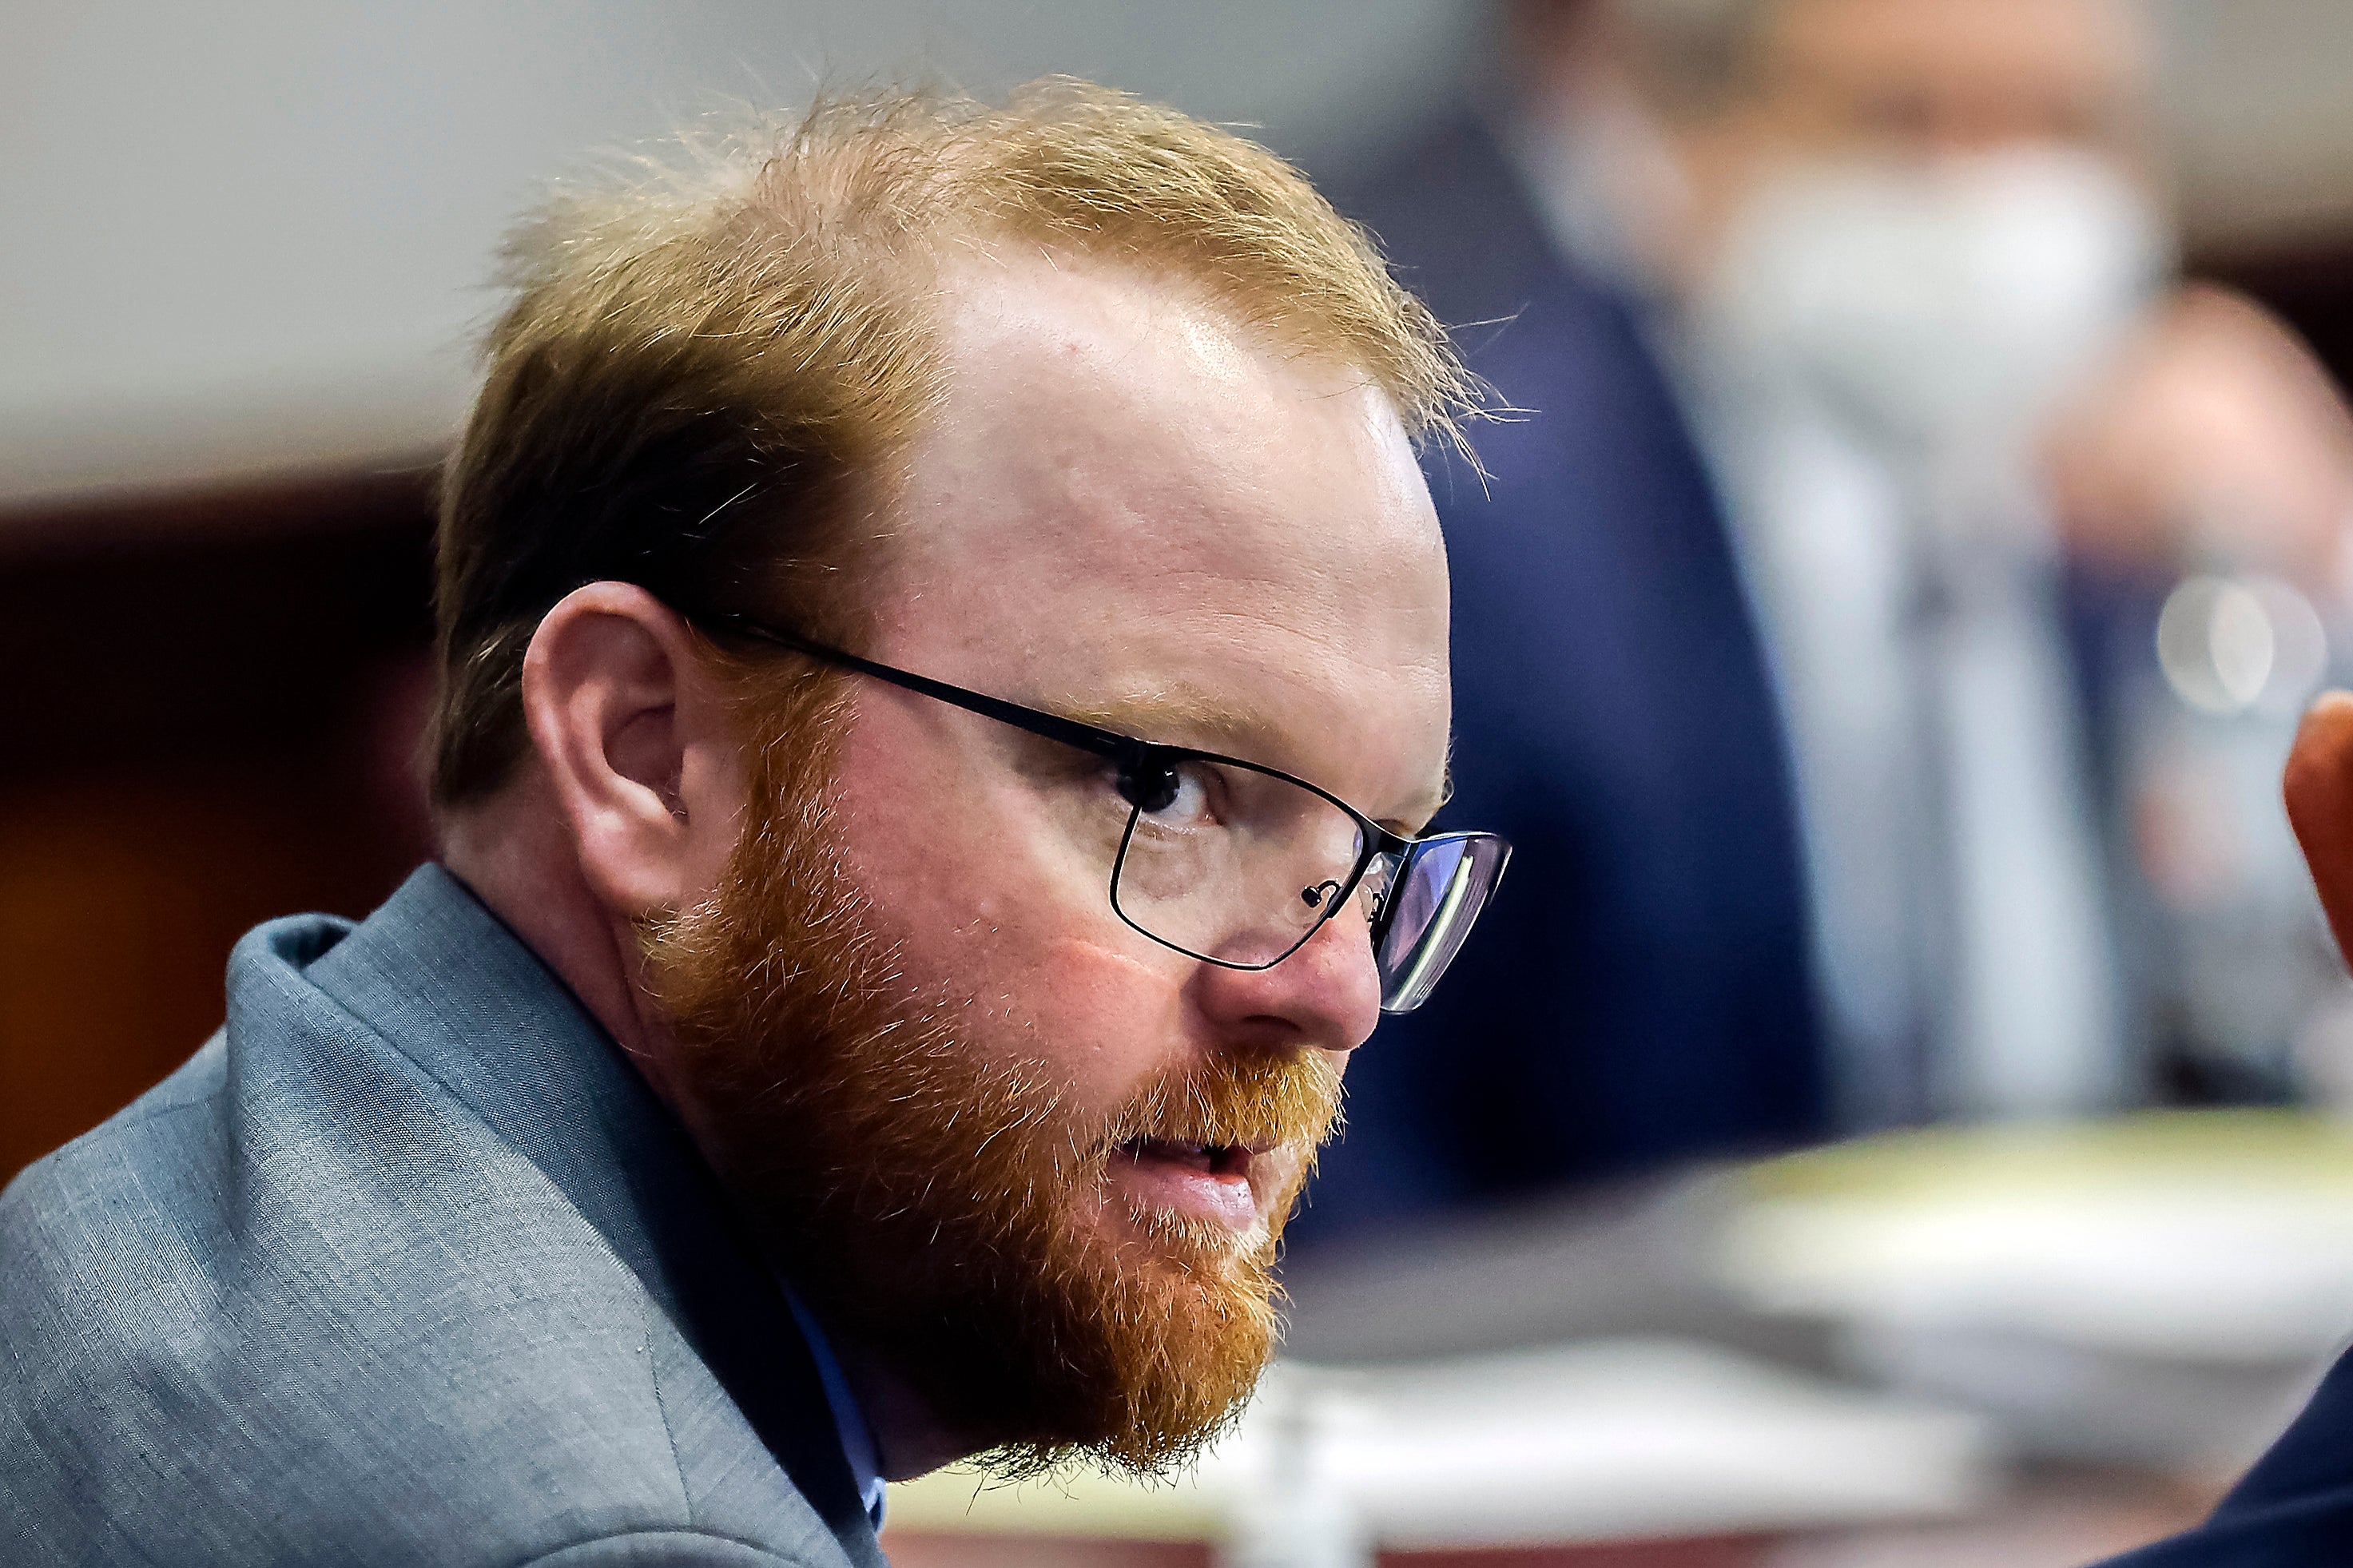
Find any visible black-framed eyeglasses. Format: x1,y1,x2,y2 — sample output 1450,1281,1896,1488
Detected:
689,610,1510,1014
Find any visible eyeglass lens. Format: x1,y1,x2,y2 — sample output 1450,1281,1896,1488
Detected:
1111,757,1370,967
1374,833,1510,1013
1107,756,1508,1011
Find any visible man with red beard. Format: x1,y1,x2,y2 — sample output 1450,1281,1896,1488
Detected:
0,83,1507,1567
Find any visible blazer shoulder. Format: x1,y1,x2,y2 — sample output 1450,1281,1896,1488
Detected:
0,915,835,1566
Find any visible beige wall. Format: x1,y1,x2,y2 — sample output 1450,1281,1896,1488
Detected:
0,1,1484,507
8,0,2353,509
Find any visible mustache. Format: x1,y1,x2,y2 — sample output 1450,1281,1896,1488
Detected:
1091,1046,1345,1164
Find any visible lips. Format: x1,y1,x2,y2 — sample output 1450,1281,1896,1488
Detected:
1125,1137,1256,1175
1109,1135,1265,1231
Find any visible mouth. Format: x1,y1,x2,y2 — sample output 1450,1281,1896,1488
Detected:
1107,1135,1266,1232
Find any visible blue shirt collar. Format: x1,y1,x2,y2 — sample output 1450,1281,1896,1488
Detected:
781,1288,888,1532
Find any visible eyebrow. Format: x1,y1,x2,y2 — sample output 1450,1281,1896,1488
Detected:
1051,684,1269,756
1048,682,1453,833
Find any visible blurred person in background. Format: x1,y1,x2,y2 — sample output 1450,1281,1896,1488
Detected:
1296,0,2353,1247
0,84,1507,1565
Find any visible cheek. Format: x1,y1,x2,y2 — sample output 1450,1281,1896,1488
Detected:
827,714,1198,1117
828,709,1081,961
1012,934,1199,1114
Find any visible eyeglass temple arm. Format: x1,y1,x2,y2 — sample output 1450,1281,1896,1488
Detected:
690,611,1147,767
695,607,1423,860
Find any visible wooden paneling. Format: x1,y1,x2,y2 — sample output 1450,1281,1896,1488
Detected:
0,467,437,1185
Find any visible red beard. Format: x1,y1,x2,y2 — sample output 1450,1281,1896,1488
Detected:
643,689,1341,1477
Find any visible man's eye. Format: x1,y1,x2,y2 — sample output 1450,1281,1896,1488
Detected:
1130,762,1215,828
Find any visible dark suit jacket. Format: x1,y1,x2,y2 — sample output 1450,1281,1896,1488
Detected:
1294,117,1828,1244
0,865,885,1567
2098,1356,2353,1564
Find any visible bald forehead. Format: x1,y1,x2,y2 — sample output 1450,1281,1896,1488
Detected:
921,256,1430,531
862,248,1451,817
878,252,1443,652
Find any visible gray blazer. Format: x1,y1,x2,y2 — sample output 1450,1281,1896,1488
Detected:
0,865,889,1567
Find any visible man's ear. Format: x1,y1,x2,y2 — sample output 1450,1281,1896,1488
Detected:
521,582,746,919
2286,691,2353,965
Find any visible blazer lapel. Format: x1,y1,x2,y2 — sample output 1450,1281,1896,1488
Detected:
304,864,888,1567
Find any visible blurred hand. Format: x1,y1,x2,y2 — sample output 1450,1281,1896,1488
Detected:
2287,692,2353,964
2046,284,2353,596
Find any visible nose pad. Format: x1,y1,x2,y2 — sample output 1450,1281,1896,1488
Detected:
1300,879,1343,911
1360,854,1400,927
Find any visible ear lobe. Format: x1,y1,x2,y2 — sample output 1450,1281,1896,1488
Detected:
2285,691,2353,965
523,583,737,919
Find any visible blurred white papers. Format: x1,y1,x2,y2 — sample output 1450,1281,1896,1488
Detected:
1716,1112,2353,1464
886,1340,1994,1549
1719,1111,2353,1363
1305,1340,1995,1546
1730,1184,2353,1363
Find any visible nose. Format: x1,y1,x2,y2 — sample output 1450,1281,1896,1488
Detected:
1189,902,1383,1055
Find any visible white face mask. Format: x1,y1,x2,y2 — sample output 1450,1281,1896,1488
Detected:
1701,145,2168,445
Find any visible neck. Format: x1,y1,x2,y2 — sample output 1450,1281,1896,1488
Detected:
435,771,718,1144
836,1343,988,1483
441,774,990,1484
